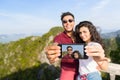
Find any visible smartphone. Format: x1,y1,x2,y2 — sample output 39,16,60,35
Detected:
58,43,88,59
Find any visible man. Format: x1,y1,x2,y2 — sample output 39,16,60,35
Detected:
46,12,79,80
60,46,79,80
45,12,108,80
64,46,73,57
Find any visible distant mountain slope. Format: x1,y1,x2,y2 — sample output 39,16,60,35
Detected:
1,29,120,43
0,33,42,43
101,30,120,39
0,34,27,43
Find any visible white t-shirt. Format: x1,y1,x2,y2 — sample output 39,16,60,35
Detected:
78,42,101,75
79,57,98,75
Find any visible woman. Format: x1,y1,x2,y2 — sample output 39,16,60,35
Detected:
72,50,82,59
75,21,109,80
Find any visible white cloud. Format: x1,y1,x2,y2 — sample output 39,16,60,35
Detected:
0,12,56,34
92,0,111,11
85,0,120,32
0,13,9,17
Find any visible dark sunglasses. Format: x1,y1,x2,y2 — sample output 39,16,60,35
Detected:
62,19,74,23
67,49,73,51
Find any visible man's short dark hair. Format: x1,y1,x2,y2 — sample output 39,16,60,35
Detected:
67,46,73,50
61,12,74,21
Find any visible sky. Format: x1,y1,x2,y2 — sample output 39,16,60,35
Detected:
0,0,120,35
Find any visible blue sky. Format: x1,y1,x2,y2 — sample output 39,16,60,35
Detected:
0,0,120,35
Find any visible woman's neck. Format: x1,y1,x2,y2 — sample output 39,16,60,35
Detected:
85,40,91,44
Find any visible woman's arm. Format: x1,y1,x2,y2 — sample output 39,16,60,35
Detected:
85,42,110,70
94,57,110,70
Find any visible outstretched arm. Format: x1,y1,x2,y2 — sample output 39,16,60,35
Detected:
45,43,61,64
85,43,110,70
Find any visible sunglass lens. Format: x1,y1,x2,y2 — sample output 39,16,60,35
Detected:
62,20,67,23
62,19,74,23
69,19,73,23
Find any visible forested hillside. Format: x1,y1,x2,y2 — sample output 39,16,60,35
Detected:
0,26,120,80
103,35,120,80
0,26,63,80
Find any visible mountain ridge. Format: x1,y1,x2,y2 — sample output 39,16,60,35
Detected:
0,28,120,43
0,26,120,80
0,26,63,80
101,30,120,39
0,33,42,43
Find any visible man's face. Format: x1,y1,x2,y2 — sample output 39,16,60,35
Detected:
67,48,73,55
62,15,75,32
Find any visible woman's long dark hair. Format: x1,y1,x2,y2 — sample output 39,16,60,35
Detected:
72,50,81,59
75,21,104,48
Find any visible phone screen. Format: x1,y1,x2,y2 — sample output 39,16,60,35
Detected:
58,44,88,59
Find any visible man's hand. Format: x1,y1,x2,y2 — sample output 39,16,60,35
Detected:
44,43,61,64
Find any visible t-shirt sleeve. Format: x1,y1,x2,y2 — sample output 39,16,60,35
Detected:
53,36,61,43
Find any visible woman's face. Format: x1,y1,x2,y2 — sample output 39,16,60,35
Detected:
79,26,91,43
74,53,79,59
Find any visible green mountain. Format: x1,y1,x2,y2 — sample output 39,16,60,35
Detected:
0,26,63,80
0,26,120,80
